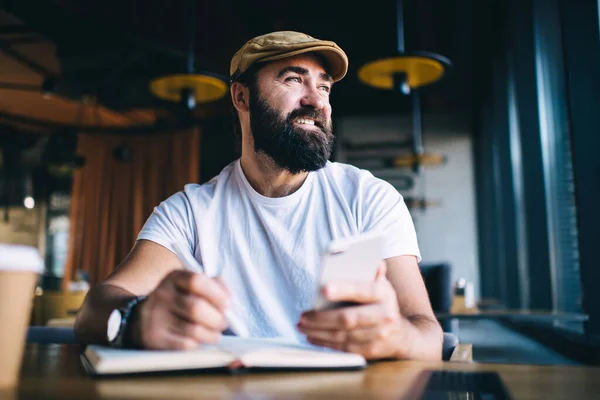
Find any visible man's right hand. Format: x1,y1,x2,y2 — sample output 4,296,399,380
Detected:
130,270,231,350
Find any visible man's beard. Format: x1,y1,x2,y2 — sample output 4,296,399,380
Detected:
248,90,334,174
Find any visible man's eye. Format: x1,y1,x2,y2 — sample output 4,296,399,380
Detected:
319,85,331,93
286,76,301,83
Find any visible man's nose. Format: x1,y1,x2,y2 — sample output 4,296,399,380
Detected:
300,86,326,110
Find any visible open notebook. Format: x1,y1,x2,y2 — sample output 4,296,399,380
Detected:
81,336,367,375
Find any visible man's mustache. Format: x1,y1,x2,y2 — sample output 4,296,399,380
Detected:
286,108,328,130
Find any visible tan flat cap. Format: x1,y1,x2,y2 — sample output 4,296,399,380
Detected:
230,31,348,83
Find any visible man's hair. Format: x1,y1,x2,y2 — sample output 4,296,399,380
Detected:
230,63,261,147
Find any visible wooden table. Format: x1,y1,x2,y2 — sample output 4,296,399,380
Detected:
8,344,600,399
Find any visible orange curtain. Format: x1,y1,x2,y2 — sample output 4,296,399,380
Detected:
62,127,201,288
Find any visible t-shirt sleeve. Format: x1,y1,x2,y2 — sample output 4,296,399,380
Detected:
359,171,422,262
136,190,198,262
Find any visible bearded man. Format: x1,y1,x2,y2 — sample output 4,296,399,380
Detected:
75,31,443,361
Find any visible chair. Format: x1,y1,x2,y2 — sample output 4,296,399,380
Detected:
420,262,456,333
31,290,87,326
26,326,78,345
443,332,473,362
442,332,458,361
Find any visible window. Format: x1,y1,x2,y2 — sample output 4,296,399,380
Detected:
476,0,583,331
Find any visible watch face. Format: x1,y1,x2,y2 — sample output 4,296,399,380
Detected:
107,309,123,342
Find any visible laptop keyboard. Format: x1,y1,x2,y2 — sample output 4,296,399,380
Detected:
419,370,513,400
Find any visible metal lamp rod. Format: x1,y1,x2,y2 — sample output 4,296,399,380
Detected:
396,0,405,53
412,90,424,175
185,0,196,75
182,0,197,111
397,0,424,174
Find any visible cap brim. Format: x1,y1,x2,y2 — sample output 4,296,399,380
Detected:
259,45,348,82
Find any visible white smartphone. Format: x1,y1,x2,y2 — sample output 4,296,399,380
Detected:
313,232,385,310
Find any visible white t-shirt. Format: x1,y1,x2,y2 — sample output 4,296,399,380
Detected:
137,159,420,339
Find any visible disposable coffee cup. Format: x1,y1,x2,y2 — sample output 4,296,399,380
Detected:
0,244,44,390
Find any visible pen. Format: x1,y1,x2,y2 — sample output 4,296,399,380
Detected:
170,241,249,338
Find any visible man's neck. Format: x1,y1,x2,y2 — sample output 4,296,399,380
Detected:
240,151,309,198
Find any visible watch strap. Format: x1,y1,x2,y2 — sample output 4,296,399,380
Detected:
110,295,148,348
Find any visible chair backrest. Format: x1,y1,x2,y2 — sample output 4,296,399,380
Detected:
419,262,453,313
26,326,78,345
31,290,87,326
420,262,457,333
442,332,459,361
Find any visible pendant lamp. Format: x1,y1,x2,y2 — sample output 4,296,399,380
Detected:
358,0,451,174
149,0,227,110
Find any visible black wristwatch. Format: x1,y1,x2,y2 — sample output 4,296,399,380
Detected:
107,295,148,348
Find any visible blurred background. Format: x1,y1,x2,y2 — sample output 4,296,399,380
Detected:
0,0,598,365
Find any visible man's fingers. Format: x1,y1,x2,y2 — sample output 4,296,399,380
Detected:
322,280,390,304
168,270,230,311
169,318,222,344
306,337,343,352
345,341,388,360
143,327,200,351
306,337,387,360
161,331,202,351
141,301,223,349
299,324,394,344
300,303,390,329
346,324,394,343
171,293,227,331
299,327,346,343
213,276,232,297
375,261,387,281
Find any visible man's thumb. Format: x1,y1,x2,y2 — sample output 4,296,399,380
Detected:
375,261,387,281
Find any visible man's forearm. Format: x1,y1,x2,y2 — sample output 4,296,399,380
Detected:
74,283,137,344
396,314,444,361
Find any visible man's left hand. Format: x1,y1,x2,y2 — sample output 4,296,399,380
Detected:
297,263,407,360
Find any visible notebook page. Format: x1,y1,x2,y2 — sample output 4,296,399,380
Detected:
85,344,235,374
216,336,366,368
217,336,339,356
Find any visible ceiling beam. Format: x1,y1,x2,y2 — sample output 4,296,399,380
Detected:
0,40,52,76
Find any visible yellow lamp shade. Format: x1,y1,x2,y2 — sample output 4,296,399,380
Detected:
358,52,450,90
149,74,228,104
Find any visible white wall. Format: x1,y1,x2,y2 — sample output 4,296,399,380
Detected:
337,113,480,298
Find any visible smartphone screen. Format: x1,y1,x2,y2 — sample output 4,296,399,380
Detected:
313,233,384,310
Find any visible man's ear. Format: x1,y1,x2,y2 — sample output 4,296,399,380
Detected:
230,82,249,112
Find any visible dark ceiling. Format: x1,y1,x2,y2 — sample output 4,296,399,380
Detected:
3,0,496,124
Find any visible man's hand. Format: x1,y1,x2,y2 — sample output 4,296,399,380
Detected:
131,270,231,350
297,263,408,360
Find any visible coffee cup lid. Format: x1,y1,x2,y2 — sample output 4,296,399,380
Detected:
0,244,44,273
